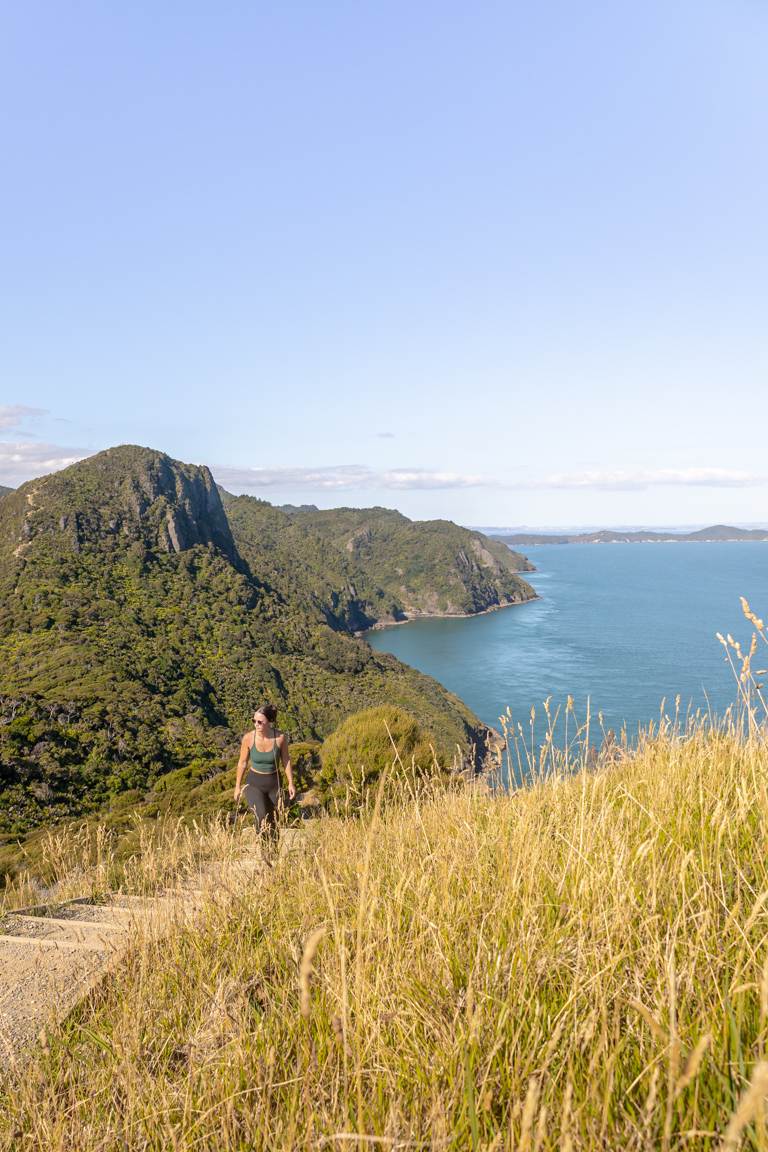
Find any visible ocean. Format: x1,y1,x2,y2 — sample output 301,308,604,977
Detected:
365,542,768,742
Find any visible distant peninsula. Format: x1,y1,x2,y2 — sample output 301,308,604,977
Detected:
492,524,768,546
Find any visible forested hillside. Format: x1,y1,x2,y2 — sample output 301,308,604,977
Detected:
270,503,534,618
0,448,493,840
222,494,401,631
223,495,535,628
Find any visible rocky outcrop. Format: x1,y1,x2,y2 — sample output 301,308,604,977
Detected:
5,447,237,563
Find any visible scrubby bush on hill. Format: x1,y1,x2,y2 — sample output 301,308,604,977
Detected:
317,704,444,810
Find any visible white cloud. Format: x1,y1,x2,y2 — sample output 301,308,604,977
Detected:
532,468,768,491
213,464,491,492
0,405,47,432
382,469,488,490
2,445,759,498
213,462,768,496
0,442,88,487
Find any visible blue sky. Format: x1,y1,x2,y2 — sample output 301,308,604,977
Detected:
1,1,766,526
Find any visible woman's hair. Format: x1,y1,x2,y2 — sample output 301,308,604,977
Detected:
254,702,278,724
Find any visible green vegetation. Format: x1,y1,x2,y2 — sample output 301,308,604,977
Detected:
223,493,535,625
0,446,508,872
277,502,535,616
316,703,442,808
221,492,401,630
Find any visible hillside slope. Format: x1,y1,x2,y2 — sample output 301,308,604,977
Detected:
275,504,536,619
0,447,483,838
4,721,768,1147
221,494,402,631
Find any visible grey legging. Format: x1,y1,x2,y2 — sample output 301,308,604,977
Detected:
242,769,281,833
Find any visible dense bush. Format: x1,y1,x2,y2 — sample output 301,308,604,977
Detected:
317,705,441,809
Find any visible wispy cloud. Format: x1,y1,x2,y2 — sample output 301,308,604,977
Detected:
0,442,88,487
214,462,768,495
2,447,761,496
0,405,47,432
532,468,768,491
213,464,491,492
376,431,396,439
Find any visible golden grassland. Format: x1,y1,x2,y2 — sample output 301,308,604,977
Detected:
2,603,768,1149
0,810,246,916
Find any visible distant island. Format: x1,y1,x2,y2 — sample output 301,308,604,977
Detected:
492,524,768,546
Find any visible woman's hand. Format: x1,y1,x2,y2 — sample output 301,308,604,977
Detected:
233,785,242,803
288,783,296,801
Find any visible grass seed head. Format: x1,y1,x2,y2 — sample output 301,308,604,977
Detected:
299,926,326,1019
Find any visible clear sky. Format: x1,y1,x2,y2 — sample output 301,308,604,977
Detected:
1,1,766,527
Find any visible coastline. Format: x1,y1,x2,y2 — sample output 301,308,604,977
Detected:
357,592,540,636
503,537,768,547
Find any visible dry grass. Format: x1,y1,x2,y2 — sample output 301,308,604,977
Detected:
3,603,768,1149
2,724,767,1149
0,812,246,914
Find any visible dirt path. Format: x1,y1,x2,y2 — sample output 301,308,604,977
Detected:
12,484,39,557
0,893,193,1071
0,832,303,1075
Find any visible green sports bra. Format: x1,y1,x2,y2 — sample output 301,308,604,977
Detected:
249,733,280,775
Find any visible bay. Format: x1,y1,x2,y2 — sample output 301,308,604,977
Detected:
365,542,768,740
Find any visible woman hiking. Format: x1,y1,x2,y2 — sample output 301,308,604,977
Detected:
234,703,296,835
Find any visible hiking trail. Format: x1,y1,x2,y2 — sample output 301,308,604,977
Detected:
0,827,305,1075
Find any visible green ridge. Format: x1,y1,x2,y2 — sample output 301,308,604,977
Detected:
271,503,535,619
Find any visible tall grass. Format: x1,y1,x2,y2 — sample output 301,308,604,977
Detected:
0,812,245,914
2,602,768,1148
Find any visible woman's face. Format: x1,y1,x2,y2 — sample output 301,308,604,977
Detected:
254,712,270,729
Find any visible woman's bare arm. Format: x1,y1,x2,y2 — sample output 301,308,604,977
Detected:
234,734,251,800
279,734,296,799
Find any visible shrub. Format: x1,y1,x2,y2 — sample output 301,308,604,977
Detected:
287,740,321,793
317,705,439,810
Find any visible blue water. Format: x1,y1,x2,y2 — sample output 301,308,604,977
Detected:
365,544,768,739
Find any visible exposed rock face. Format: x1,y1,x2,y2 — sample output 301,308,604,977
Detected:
7,446,237,562
108,448,235,556
470,537,502,569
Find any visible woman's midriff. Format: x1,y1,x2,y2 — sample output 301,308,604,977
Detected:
246,767,279,781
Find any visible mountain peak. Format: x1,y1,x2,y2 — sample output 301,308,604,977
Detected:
5,445,236,561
